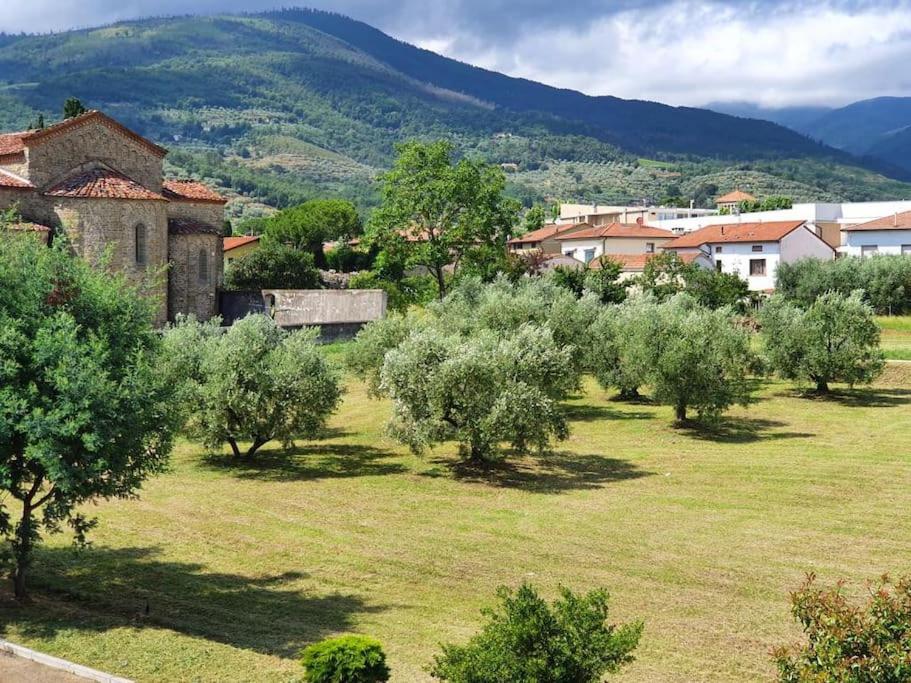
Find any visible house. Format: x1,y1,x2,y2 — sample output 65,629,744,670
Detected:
588,251,710,280
224,234,261,266
507,222,593,255
839,210,911,257
715,190,756,213
555,221,677,265
0,110,226,324
662,220,834,291
558,203,716,226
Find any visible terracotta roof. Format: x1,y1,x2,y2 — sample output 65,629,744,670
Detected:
224,235,260,252
45,168,166,201
0,132,27,157
168,218,222,236
162,179,227,204
844,210,911,232
556,222,674,241
0,168,34,190
508,222,590,245
664,221,806,249
589,251,702,271
716,189,756,204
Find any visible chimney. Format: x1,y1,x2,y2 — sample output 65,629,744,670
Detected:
636,216,644,226
720,225,725,235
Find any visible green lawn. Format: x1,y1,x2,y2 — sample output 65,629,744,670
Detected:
879,315,911,360
1,365,910,682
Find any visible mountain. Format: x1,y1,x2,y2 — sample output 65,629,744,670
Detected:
0,9,909,217
867,126,911,172
705,101,833,133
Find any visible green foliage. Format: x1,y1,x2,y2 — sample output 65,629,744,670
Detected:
777,256,911,315
165,315,342,457
62,97,87,119
224,244,321,291
773,573,911,683
585,298,656,400
301,635,390,683
637,251,693,301
262,199,362,265
760,292,885,393
0,236,178,597
348,271,438,313
637,252,749,310
521,205,547,234
739,195,793,212
324,243,372,273
430,583,642,682
551,259,629,304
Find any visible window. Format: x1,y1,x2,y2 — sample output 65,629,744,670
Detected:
583,248,595,263
563,249,576,258
134,224,147,265
861,245,878,258
645,242,655,254
751,244,763,253
715,246,723,253
198,249,208,284
902,245,911,255
715,259,723,272
749,258,766,276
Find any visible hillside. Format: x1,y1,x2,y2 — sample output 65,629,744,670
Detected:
0,9,908,216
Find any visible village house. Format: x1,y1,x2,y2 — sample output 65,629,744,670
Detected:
224,234,261,267
662,220,834,291
555,221,677,266
507,222,594,255
839,210,911,257
715,189,756,213
0,110,226,324
558,203,716,226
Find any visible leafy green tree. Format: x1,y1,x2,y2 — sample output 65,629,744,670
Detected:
262,199,361,266
773,573,911,682
367,140,520,300
760,292,885,394
636,251,692,301
586,298,655,400
167,315,342,458
301,635,390,683
522,205,547,234
684,267,750,311
224,244,321,291
430,583,643,682
62,97,87,119
585,257,629,304
0,236,178,598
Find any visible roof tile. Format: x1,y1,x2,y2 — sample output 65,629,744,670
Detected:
845,210,911,231
45,168,165,201
224,235,260,251
162,179,227,204
556,222,674,240
664,221,806,248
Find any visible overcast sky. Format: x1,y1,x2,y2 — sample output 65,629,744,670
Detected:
3,0,911,108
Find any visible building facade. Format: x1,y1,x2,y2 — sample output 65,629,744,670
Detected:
0,111,226,324
556,221,677,265
840,210,911,257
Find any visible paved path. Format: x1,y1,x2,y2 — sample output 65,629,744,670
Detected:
0,651,89,683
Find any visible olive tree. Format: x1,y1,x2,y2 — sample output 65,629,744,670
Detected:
586,298,656,400
0,236,178,598
760,292,884,394
167,315,342,457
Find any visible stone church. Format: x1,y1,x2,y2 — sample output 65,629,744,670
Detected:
0,110,226,324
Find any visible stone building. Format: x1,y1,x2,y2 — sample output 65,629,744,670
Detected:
0,110,226,324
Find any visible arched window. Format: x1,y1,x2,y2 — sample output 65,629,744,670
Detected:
198,248,208,284
134,223,147,265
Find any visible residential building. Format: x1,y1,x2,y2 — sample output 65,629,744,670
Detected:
588,251,710,281
715,190,756,213
0,110,226,324
662,220,834,291
507,222,593,255
558,203,716,226
839,210,911,257
224,234,261,266
555,221,677,265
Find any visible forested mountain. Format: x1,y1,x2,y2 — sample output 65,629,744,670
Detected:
0,9,909,217
705,102,833,133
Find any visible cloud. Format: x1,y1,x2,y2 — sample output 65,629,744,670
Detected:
2,1,911,107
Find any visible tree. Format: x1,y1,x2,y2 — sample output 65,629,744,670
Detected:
636,251,692,301
0,236,178,598
262,199,361,266
63,97,87,119
224,244,321,290
629,295,755,422
522,205,547,234
773,573,911,682
684,267,750,311
430,583,643,682
584,256,629,304
367,140,520,300
167,315,342,458
760,292,885,394
586,299,655,400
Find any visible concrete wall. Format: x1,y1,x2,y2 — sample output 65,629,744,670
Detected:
262,289,387,327
841,229,911,256
780,226,836,263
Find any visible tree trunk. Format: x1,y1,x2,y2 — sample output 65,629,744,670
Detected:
815,379,830,394
227,438,242,459
246,436,268,458
618,387,640,401
433,265,447,301
12,499,34,600
675,403,687,422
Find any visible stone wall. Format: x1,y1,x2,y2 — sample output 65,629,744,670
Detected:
167,200,223,227
168,232,223,321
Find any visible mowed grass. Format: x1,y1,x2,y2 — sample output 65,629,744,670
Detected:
1,364,910,682
879,315,911,360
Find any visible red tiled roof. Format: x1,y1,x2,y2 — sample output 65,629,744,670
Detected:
589,251,702,271
508,222,590,245
168,218,222,236
844,210,911,231
664,221,806,249
0,168,34,190
556,221,674,241
716,189,756,203
45,168,166,201
0,132,27,157
224,235,260,252
162,179,227,204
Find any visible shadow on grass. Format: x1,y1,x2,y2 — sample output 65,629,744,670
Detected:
677,417,815,444
422,451,652,493
800,387,911,408
562,403,654,423
1,546,385,659
201,442,407,482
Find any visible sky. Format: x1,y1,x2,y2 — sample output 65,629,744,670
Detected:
3,0,911,108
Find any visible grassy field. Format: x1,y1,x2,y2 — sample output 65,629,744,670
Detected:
879,315,911,360
1,363,910,682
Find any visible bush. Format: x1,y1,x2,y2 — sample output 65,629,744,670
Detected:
773,573,911,682
224,243,321,290
430,584,643,682
301,635,390,683
760,291,884,393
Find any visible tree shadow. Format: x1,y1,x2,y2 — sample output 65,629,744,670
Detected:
562,403,654,423
201,442,407,482
677,417,815,444
422,451,652,494
0,546,386,659
806,387,911,408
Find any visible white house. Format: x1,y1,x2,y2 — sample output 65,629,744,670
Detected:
839,210,911,257
662,220,834,291
558,203,717,226
555,221,677,265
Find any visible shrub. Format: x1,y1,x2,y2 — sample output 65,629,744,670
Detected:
301,635,390,683
773,573,911,682
760,291,884,393
430,583,643,682
224,243,320,290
